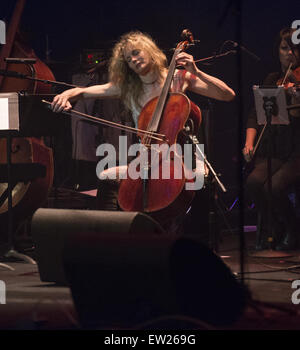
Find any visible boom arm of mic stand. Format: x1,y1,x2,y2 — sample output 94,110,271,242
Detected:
194,50,236,63
25,75,78,88
0,69,78,88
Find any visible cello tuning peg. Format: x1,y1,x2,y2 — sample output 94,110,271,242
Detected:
181,29,193,41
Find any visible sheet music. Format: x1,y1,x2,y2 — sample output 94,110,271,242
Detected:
253,85,289,125
0,93,19,131
0,97,9,129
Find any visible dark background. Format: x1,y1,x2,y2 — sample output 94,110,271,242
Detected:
2,0,300,208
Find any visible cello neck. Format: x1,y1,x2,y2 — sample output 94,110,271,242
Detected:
147,46,182,133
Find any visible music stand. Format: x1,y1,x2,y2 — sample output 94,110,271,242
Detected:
0,93,36,268
254,85,289,126
249,85,292,258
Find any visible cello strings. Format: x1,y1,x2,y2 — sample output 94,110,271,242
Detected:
142,45,181,147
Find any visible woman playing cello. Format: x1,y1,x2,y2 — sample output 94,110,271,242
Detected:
51,31,235,233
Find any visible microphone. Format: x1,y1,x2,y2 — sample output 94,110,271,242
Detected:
230,41,260,62
4,57,37,64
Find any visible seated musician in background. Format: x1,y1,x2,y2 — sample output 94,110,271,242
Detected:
51,30,235,234
243,27,300,250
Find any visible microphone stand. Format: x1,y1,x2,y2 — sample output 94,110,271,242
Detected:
192,137,226,192
263,97,274,250
0,131,36,270
187,132,227,252
250,92,293,258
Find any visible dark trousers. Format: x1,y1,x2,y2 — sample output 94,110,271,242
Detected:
95,179,210,239
96,180,120,211
245,157,300,246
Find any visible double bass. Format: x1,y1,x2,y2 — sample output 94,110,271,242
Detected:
0,0,54,245
117,30,202,223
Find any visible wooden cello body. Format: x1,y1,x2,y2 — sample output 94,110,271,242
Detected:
118,90,202,223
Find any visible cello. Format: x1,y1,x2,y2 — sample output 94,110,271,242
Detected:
0,0,54,247
117,30,202,223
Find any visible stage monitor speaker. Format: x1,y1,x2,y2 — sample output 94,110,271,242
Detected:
31,208,164,285
63,233,247,329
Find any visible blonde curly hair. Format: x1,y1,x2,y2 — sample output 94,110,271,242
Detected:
109,31,167,110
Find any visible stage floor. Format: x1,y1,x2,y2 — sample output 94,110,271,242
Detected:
1,225,300,330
